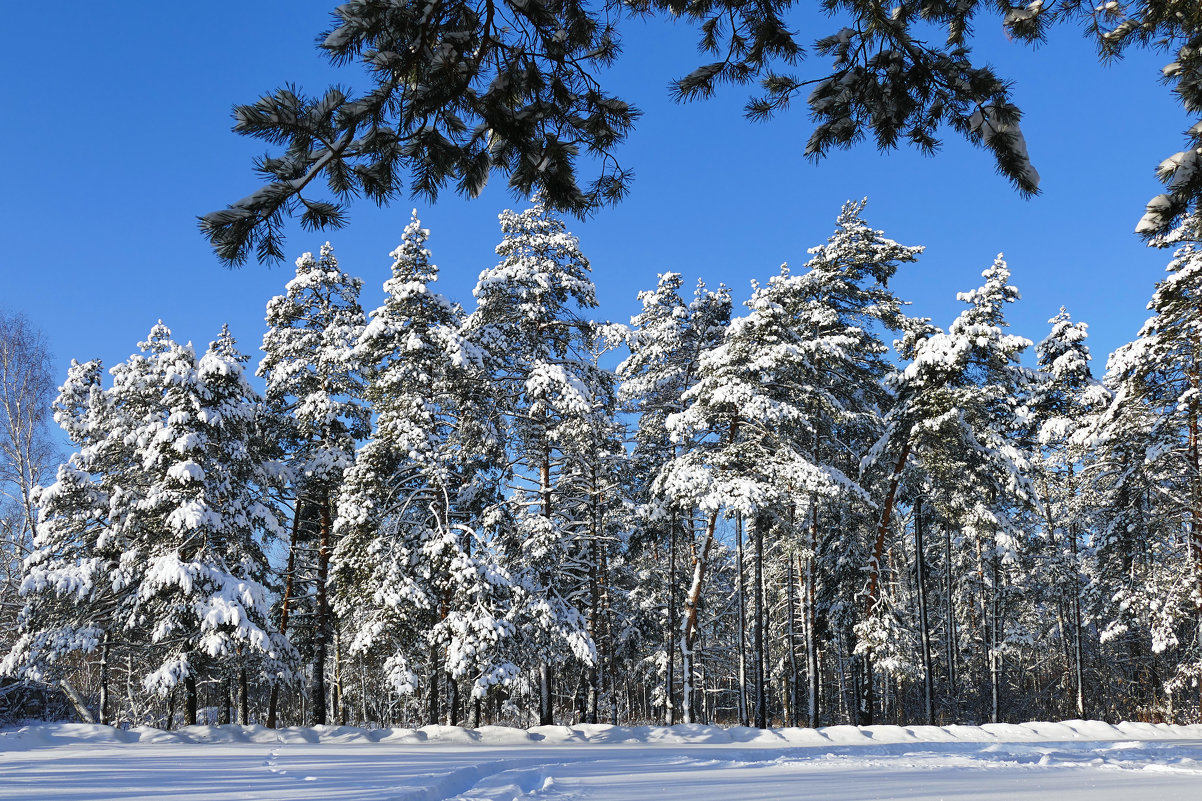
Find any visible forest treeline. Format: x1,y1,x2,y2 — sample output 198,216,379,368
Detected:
3,199,1202,730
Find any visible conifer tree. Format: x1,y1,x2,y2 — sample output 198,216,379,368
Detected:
869,256,1037,724
1091,224,1202,717
657,201,921,726
618,272,731,723
2,326,180,719
1029,308,1104,718
463,198,606,725
333,212,518,726
5,325,292,725
792,199,922,726
258,242,369,725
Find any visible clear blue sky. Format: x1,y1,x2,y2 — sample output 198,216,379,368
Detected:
0,3,1188,392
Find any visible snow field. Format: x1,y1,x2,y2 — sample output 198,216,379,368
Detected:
3,721,1202,800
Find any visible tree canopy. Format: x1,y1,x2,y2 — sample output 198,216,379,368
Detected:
201,0,1202,266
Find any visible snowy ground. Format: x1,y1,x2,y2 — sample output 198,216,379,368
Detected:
3,721,1202,800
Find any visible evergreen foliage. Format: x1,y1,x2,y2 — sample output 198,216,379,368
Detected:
16,198,1202,728
3,324,293,725
203,1,1202,264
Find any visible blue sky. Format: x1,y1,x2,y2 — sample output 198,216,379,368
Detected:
0,3,1189,391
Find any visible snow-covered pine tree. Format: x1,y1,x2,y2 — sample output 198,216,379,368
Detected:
258,242,369,726
658,201,921,727
791,200,922,726
1029,308,1105,718
658,273,838,726
1090,223,1202,719
463,198,606,725
617,272,731,724
1086,373,1180,719
333,212,518,727
1,356,117,721
2,324,191,722
555,328,634,724
869,255,1037,724
132,326,291,724
4,325,291,726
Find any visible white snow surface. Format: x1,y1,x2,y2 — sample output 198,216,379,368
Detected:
3,720,1202,800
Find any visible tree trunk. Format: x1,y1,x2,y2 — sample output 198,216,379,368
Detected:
601,542,620,725
267,497,304,729
859,443,911,727
54,678,93,725
989,545,1001,725
239,666,249,725
310,493,333,726
681,509,719,724
665,511,677,725
220,675,232,725
735,513,749,727
753,514,767,728
184,670,198,726
98,633,110,726
539,662,553,726
944,522,958,717
359,656,369,726
681,420,739,724
865,443,912,616
1070,534,1086,719
447,673,461,726
856,647,873,726
333,625,344,725
915,498,935,725
587,494,601,725
427,644,441,725
806,499,820,727
1188,396,1202,720
786,553,798,727
536,427,556,729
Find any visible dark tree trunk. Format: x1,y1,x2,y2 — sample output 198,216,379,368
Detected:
184,670,198,727
267,498,303,729
989,545,1002,724
665,512,677,725
856,649,874,727
915,498,935,725
427,644,441,725
239,667,249,725
539,662,553,725
538,432,555,728
786,550,799,727
735,513,749,727
753,514,767,729
447,673,461,726
944,522,958,718
310,494,333,726
220,675,232,725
